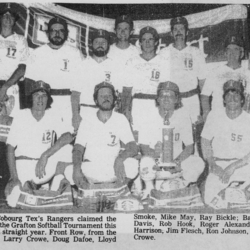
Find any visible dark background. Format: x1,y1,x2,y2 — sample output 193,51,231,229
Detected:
56,3,249,21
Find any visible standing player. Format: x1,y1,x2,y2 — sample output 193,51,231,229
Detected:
71,29,126,125
159,16,206,124
25,17,84,131
139,81,204,198
0,5,29,116
201,80,250,208
5,80,74,207
125,26,170,133
0,5,29,185
108,15,140,65
65,82,138,186
201,35,250,120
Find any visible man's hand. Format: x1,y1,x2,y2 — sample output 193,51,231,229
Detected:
4,178,21,197
220,162,241,184
73,167,87,187
209,162,224,177
173,159,182,173
35,153,48,179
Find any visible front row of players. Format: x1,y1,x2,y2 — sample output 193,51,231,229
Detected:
5,78,250,209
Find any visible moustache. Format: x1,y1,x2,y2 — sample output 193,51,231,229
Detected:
103,100,111,103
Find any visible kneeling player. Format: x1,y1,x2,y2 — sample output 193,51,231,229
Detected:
5,80,74,207
65,82,139,187
139,81,204,198
202,80,250,208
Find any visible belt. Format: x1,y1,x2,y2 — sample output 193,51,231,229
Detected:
133,93,157,100
80,104,97,108
16,156,39,161
214,157,239,162
50,89,71,96
180,87,200,98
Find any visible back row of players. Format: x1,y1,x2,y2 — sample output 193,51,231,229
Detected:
1,6,250,209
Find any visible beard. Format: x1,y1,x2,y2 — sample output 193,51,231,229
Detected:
92,46,109,57
97,100,115,111
49,36,67,46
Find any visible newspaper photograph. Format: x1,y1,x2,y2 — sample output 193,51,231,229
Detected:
0,1,250,249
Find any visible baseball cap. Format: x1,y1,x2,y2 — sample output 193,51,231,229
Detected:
157,81,180,96
94,81,115,95
47,17,68,31
0,5,19,21
115,15,133,29
223,80,244,93
29,80,51,95
225,35,244,48
139,26,159,41
170,16,188,29
91,29,110,43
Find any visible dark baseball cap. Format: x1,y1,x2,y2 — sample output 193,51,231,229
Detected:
157,81,180,96
115,15,133,29
139,26,159,42
0,5,19,21
91,29,110,43
170,16,189,30
223,80,244,93
94,81,115,95
47,17,68,31
29,80,51,95
225,35,244,48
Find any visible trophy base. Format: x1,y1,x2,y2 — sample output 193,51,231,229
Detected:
154,162,182,180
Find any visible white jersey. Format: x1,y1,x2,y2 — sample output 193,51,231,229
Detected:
0,33,29,116
125,54,170,95
201,64,250,112
201,109,250,159
25,43,84,89
7,109,70,159
72,56,125,105
0,33,29,82
139,107,193,158
25,43,84,127
76,110,135,164
159,44,206,92
159,44,207,122
108,43,141,65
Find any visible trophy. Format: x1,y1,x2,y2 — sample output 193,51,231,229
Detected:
154,112,181,180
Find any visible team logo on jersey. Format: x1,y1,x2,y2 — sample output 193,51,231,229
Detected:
107,132,118,146
61,59,70,72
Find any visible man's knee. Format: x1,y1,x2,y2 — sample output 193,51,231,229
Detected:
181,155,205,183
124,158,139,179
